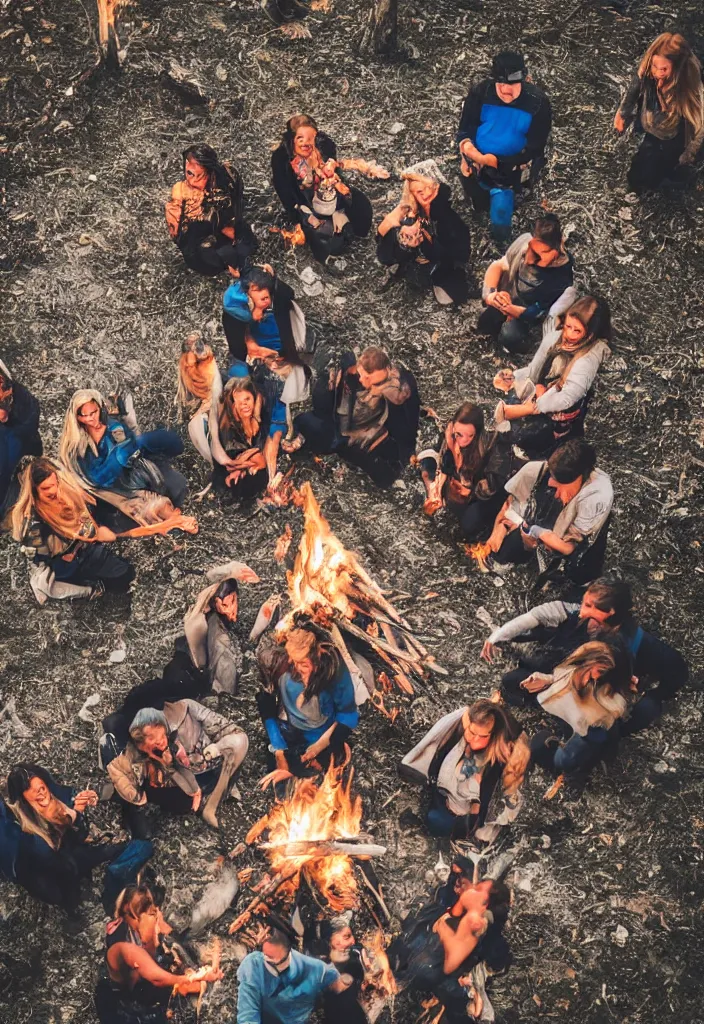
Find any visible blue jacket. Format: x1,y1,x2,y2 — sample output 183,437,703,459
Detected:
78,421,184,489
237,950,339,1024
0,777,75,882
264,666,359,751
457,79,551,185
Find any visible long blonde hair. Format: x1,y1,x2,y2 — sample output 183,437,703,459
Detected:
638,33,704,137
10,456,97,543
59,388,107,473
400,172,440,216
558,640,633,707
463,699,530,798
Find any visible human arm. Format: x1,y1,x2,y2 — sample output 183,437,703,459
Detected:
535,348,606,414
72,790,99,813
615,75,642,131
79,429,139,489
482,257,510,304
164,184,184,239
457,84,492,164
263,433,281,484
481,601,572,661
236,959,264,1024
377,204,410,238
521,522,577,556
434,908,487,975
107,752,147,806
181,699,242,749
681,88,704,163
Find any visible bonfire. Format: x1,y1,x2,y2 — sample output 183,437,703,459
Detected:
279,483,446,716
229,762,386,932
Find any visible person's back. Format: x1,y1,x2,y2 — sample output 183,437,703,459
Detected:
237,943,341,1024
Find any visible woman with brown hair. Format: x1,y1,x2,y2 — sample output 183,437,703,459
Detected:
503,638,635,779
492,295,611,457
164,142,257,277
271,113,388,266
400,699,530,842
2,764,130,916
208,371,269,500
10,457,138,601
94,883,223,1024
256,620,360,784
614,33,704,192
376,164,472,305
419,402,514,542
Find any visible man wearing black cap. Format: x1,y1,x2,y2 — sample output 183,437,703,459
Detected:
457,52,552,242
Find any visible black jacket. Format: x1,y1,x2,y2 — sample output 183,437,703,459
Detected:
271,132,344,218
376,183,471,270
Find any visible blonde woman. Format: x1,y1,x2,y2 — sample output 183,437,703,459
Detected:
400,698,530,842
492,295,612,456
60,389,197,534
377,164,471,305
10,456,137,599
4,763,127,915
504,639,636,779
615,32,704,192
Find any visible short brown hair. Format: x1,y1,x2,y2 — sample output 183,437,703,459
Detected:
358,347,391,373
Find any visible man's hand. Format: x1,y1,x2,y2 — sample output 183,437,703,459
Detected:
481,153,499,169
259,769,293,790
203,744,220,761
73,790,99,812
480,640,497,664
614,111,625,133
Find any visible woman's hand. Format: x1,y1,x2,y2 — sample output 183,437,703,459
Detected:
95,526,117,543
192,789,202,812
236,566,260,584
487,520,508,554
203,967,224,984
332,210,348,234
534,384,547,398
73,790,98,812
301,739,326,764
521,674,549,693
307,213,322,229
613,111,625,133
259,769,293,790
226,468,244,486
480,640,497,664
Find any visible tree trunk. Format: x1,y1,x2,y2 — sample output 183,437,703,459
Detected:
358,0,399,56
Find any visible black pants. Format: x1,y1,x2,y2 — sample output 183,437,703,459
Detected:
298,187,373,263
493,521,610,585
47,544,135,594
119,768,220,840
477,305,535,355
447,491,505,543
222,311,247,362
179,223,257,277
212,462,268,501
627,131,685,193
92,462,189,535
14,836,127,912
295,408,402,488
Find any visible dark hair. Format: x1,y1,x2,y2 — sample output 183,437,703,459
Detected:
215,578,239,602
115,883,156,921
6,763,54,805
533,213,563,250
243,267,275,294
547,439,597,484
584,576,633,627
358,347,391,373
487,880,512,929
285,618,341,699
29,458,56,491
282,114,319,158
266,927,292,953
182,143,220,174
558,295,612,344
451,402,486,482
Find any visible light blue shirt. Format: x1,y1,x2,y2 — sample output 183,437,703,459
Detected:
236,950,340,1024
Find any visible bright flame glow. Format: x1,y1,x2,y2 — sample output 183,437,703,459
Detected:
247,762,363,912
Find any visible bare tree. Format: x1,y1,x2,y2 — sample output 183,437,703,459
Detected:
358,0,399,56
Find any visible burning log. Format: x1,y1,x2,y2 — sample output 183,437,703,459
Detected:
281,483,445,712
228,866,300,934
465,541,492,572
274,524,293,563
269,224,307,248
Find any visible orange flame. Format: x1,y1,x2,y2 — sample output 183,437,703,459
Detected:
269,224,306,248
464,540,492,572
97,0,127,45
247,762,363,912
274,524,293,564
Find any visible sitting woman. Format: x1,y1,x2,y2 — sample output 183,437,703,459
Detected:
376,164,472,306
614,33,704,194
208,372,270,501
419,402,514,542
271,113,389,267
60,390,196,536
256,621,359,784
164,143,257,277
10,457,137,602
487,440,613,585
222,264,309,364
392,877,512,1024
175,332,222,465
1,764,131,917
400,699,530,843
320,918,368,1024
492,296,611,458
95,882,223,1024
0,358,43,519
501,640,635,780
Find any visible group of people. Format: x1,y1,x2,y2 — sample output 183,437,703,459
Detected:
0,28,699,1024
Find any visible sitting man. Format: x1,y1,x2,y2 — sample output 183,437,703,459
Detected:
0,359,42,520
237,927,353,1024
295,346,420,489
487,439,613,585
457,51,552,242
481,575,689,736
477,213,576,354
106,700,248,836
